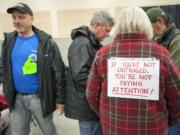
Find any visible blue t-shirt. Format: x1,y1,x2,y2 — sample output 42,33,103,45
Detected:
11,34,39,93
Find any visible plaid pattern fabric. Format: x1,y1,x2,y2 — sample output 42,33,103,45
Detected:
0,94,8,111
86,33,180,135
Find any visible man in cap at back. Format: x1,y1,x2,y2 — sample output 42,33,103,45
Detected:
146,7,180,135
0,3,66,135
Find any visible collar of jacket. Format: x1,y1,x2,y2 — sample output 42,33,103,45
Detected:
113,33,148,42
32,26,52,45
157,23,176,42
156,23,180,49
4,26,52,46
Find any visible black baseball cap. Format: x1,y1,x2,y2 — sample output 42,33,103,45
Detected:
7,3,33,16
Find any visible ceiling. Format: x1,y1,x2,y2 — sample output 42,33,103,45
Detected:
0,0,179,12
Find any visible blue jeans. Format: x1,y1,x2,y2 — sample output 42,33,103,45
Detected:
169,123,180,135
79,120,103,135
10,93,58,135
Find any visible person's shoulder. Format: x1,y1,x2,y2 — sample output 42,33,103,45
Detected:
151,41,169,52
170,34,180,45
168,34,180,52
4,31,17,39
73,34,90,42
33,26,52,40
96,43,112,55
149,41,172,62
71,35,91,48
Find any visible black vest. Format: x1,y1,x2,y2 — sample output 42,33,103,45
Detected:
157,23,180,49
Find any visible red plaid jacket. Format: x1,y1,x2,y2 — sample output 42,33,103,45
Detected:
86,33,180,135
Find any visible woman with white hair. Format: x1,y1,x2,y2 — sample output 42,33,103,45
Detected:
86,6,180,135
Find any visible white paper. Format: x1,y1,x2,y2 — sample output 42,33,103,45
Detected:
107,57,160,100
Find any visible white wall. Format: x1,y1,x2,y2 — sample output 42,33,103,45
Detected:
0,0,180,11
0,0,180,39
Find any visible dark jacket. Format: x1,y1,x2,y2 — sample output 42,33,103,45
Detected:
156,23,180,49
65,25,102,121
156,23,180,66
0,26,66,117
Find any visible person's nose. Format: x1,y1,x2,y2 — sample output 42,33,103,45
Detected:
13,17,20,24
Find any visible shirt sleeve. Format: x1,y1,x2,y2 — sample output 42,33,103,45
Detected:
68,38,92,91
169,35,180,67
49,39,66,104
165,57,180,125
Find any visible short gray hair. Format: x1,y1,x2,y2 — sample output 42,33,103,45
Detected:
114,6,153,39
90,11,115,26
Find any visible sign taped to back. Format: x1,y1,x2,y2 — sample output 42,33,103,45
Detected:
107,57,160,100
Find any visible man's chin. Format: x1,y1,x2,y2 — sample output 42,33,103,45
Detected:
16,28,25,33
99,38,105,42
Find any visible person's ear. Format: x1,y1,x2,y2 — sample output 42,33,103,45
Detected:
94,22,101,29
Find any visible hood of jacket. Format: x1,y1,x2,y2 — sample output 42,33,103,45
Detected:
71,25,102,48
32,26,52,45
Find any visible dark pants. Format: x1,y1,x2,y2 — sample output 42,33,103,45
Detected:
79,120,103,135
1,126,11,135
169,123,180,135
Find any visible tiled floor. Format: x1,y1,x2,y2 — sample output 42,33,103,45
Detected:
30,111,80,135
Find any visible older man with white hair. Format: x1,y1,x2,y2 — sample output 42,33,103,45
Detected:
86,6,180,135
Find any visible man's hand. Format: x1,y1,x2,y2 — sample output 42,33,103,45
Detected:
56,104,64,115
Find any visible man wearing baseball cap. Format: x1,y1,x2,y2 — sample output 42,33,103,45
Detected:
146,7,180,135
0,3,66,135
7,3,33,16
